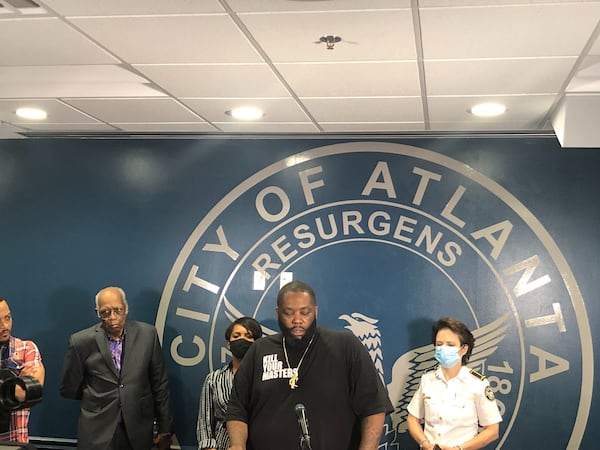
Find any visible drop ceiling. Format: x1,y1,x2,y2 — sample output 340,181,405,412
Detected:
0,0,599,145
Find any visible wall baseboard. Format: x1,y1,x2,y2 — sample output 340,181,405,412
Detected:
28,438,76,449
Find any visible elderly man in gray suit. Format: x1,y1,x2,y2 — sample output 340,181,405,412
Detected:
60,286,173,450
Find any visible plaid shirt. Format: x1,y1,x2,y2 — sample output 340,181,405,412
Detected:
0,336,43,443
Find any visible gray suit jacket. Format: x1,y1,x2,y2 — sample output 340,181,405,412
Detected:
59,320,173,450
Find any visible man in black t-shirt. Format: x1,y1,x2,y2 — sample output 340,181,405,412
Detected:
226,281,393,450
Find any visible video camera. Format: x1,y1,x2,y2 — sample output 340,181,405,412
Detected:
0,366,43,435
0,368,43,411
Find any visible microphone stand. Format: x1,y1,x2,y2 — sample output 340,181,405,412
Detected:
300,434,312,450
295,404,313,450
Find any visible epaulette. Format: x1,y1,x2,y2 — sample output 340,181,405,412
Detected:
469,368,486,381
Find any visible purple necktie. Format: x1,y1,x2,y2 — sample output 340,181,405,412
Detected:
108,338,123,371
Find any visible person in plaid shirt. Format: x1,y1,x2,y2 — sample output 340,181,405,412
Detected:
0,296,45,443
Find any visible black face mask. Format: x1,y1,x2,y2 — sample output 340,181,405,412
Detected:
229,338,253,359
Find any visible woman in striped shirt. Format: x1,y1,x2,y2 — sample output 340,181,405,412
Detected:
197,317,262,450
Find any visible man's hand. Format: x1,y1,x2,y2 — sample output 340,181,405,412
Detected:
14,385,26,402
154,433,171,450
20,360,45,386
14,361,44,402
19,361,40,378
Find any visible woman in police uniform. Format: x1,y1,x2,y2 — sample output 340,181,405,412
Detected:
407,317,502,450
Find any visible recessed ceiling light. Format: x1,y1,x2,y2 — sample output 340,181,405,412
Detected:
227,107,263,121
16,107,47,120
469,102,506,117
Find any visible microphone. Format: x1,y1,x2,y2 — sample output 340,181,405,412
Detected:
294,403,312,450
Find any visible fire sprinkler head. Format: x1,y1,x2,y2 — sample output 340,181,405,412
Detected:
319,35,342,50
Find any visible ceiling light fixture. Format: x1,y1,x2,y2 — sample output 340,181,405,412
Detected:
16,107,47,120
227,107,264,121
469,102,506,117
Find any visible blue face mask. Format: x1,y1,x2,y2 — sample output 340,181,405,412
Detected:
435,345,462,368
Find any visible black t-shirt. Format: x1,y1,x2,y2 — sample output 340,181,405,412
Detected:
226,327,393,450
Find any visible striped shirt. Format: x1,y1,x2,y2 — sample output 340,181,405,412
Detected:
0,336,43,443
197,363,234,450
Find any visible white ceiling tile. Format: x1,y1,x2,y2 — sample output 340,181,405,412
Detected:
425,58,577,95
0,99,103,124
113,123,218,133
0,17,118,65
240,10,416,62
568,78,600,92
428,120,548,131
215,122,319,133
420,3,600,59
40,0,224,15
70,15,262,64
227,0,410,12
181,98,310,123
278,61,420,97
302,97,424,122
134,64,290,97
420,0,596,6
0,83,165,99
63,98,205,123
17,122,118,131
0,65,146,84
568,56,600,91
320,122,424,132
0,65,163,98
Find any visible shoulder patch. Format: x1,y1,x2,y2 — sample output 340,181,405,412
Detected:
485,385,495,401
469,368,486,381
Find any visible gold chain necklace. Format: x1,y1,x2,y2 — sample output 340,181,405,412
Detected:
283,336,314,389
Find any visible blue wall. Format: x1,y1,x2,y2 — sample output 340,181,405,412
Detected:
0,137,597,449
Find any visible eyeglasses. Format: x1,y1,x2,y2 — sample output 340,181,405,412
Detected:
98,307,126,319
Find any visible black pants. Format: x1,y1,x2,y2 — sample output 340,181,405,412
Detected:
109,421,133,450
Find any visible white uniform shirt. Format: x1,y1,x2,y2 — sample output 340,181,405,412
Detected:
407,366,502,446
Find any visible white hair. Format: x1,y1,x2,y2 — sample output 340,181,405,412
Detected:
95,286,129,313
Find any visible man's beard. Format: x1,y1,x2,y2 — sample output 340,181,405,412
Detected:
278,318,317,353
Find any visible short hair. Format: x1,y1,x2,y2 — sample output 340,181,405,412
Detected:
276,280,316,308
431,317,475,365
225,317,263,341
95,286,129,314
